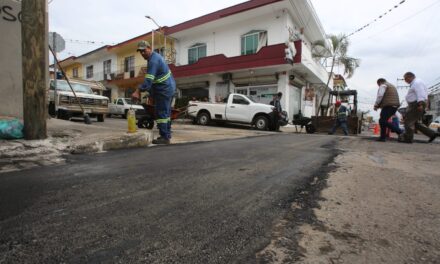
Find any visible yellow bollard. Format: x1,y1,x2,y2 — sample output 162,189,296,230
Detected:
127,109,137,133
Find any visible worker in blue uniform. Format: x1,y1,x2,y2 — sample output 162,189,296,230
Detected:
132,40,176,144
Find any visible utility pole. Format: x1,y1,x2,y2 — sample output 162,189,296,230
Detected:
22,0,48,140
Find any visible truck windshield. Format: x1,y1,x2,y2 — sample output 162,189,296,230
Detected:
124,98,140,105
51,80,93,94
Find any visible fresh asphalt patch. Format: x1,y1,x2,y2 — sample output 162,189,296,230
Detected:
0,134,340,263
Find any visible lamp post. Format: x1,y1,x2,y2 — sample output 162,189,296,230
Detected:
145,16,163,52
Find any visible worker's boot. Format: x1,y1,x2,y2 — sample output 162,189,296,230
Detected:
152,137,170,145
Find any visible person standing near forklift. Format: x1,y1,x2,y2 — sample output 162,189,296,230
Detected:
328,100,349,135
132,41,176,144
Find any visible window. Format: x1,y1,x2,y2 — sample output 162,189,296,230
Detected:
232,95,250,105
188,43,207,64
72,67,78,78
241,30,267,55
103,60,112,75
124,56,135,72
117,99,124,105
86,65,93,78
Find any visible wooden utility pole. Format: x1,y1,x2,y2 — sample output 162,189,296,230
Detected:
21,0,48,140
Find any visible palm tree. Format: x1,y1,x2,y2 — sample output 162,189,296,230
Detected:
312,34,360,116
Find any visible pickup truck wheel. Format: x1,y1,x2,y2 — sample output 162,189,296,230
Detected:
254,116,269,131
97,114,105,122
57,110,69,120
197,112,210,126
306,124,316,134
48,102,56,117
138,118,155,129
122,110,128,119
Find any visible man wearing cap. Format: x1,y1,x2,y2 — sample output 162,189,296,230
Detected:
132,40,176,144
328,100,349,136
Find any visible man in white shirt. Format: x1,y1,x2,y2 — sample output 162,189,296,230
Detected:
399,72,439,143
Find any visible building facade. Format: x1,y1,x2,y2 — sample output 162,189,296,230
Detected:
56,0,331,119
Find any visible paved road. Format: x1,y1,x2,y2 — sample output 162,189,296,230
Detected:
0,134,336,263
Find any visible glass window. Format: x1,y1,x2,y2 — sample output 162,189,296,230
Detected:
103,60,112,74
86,65,93,78
72,67,78,78
51,80,93,94
188,44,207,64
117,99,124,105
124,56,135,72
232,95,250,105
241,31,267,55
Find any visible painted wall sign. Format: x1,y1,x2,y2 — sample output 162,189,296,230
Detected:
0,3,21,22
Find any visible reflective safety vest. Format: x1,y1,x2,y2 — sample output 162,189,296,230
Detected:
140,52,175,96
336,105,348,121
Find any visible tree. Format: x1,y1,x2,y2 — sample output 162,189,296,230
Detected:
312,34,360,116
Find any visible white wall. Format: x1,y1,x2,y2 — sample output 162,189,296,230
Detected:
174,11,289,65
82,54,117,81
0,0,23,118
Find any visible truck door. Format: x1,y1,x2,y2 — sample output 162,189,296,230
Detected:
226,95,251,122
116,99,125,114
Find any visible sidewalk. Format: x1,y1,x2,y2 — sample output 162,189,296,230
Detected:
0,118,153,173
0,118,276,173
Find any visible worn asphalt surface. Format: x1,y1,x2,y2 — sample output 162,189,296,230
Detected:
0,134,336,263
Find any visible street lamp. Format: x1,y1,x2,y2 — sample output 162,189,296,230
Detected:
145,15,161,30
145,15,163,52
145,15,167,58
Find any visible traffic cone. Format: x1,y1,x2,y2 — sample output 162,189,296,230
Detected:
374,123,380,135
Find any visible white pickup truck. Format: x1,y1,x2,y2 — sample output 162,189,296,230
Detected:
108,98,145,119
188,93,280,131
48,79,109,122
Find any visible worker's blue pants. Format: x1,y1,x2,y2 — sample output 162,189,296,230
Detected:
155,94,172,139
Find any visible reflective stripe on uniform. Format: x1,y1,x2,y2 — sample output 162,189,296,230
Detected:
145,74,155,80
156,117,170,124
153,71,171,84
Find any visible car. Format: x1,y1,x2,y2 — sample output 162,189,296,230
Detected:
429,116,440,132
188,93,284,131
108,98,144,119
48,79,109,122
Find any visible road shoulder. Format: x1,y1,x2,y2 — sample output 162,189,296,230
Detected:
257,137,440,263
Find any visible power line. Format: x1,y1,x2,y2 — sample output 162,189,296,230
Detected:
358,0,440,41
347,0,408,38
64,39,117,46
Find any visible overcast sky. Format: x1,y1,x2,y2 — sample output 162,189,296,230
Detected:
49,0,440,114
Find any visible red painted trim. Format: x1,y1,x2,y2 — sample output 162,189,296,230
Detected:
109,41,302,85
108,32,153,50
169,41,302,78
166,0,284,35
107,1,283,51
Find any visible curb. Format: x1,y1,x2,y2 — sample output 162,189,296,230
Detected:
70,131,153,154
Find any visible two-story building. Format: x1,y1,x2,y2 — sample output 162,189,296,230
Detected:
56,0,331,119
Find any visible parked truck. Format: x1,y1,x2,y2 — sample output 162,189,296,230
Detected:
188,93,283,131
108,98,145,119
48,80,109,122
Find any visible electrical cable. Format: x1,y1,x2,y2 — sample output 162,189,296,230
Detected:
347,0,408,38
355,0,440,41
